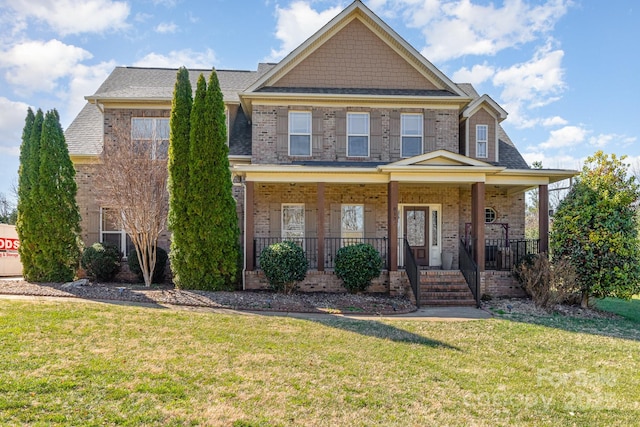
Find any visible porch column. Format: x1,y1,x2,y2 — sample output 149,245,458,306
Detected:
388,181,398,271
539,184,549,254
317,183,325,271
471,182,485,272
245,181,255,271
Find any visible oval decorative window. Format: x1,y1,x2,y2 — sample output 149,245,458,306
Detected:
485,207,497,223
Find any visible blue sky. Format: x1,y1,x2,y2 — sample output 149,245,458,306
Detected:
0,0,638,203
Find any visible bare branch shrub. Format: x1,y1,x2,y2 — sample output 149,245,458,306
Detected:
96,116,169,286
515,254,579,310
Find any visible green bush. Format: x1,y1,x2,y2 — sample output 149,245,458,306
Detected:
128,246,168,284
260,241,308,294
81,242,121,282
335,243,383,293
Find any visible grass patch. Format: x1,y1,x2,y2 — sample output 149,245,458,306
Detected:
596,295,640,323
0,299,638,426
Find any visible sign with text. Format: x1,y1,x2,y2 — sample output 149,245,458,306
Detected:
0,237,19,251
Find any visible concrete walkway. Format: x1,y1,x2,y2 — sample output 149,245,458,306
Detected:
0,293,492,321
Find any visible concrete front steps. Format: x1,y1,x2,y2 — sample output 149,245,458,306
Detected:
419,270,477,307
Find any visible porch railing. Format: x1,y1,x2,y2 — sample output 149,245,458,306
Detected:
403,238,420,307
253,237,388,270
459,238,480,307
484,239,540,271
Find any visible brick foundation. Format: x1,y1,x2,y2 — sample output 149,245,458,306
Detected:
481,270,525,298
245,269,392,294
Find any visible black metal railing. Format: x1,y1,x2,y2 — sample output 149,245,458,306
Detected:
484,239,540,271
324,237,388,270
403,238,420,307
254,237,318,269
459,238,480,307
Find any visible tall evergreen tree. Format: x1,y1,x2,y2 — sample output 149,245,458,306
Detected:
167,67,193,288
17,108,43,279
31,109,81,281
180,70,240,290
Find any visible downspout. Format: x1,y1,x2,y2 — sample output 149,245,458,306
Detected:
236,179,247,290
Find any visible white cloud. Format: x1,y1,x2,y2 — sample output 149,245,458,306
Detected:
0,39,92,95
541,116,568,127
539,125,587,150
133,49,217,69
0,97,30,157
267,1,343,61
589,133,637,148
521,150,582,170
452,63,495,85
4,0,130,36
155,22,177,34
411,0,571,62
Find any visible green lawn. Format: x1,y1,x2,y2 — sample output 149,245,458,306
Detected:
0,299,638,426
596,295,640,323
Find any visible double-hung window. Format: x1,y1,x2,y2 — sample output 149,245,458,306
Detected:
347,112,369,157
131,118,170,159
100,208,131,257
401,113,423,157
289,112,311,156
341,204,364,241
476,125,488,158
282,204,305,241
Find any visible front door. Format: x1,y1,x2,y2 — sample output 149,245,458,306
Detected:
405,207,429,266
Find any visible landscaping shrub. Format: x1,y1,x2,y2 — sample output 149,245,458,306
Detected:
81,242,121,282
260,241,308,294
335,243,383,293
514,254,579,309
128,246,168,284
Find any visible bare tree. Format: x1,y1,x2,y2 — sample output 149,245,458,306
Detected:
96,115,169,286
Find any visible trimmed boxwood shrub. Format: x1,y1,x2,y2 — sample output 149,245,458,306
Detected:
335,243,383,293
127,246,168,284
81,242,121,282
260,241,308,294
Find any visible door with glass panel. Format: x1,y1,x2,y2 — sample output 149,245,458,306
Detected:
404,207,429,266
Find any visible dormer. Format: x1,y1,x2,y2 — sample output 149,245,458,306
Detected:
459,94,507,163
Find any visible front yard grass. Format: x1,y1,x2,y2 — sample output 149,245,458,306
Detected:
0,299,638,426
595,295,640,323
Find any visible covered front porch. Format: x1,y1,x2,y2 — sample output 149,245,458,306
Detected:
236,151,573,303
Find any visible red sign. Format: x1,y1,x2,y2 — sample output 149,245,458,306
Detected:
0,238,19,251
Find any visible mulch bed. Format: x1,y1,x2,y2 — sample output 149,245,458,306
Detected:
0,279,417,315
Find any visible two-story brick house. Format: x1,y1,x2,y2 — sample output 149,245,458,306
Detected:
66,1,575,304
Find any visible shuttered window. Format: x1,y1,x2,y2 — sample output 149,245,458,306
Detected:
289,112,311,156
347,113,369,157
401,113,423,157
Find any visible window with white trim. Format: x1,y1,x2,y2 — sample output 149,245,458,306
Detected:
100,208,131,257
341,204,364,240
282,204,305,240
401,113,423,157
225,106,229,146
288,112,311,156
347,112,369,157
131,118,169,159
476,124,488,158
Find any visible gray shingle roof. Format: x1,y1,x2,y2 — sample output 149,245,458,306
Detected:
91,65,275,103
257,87,458,96
65,103,103,156
495,140,529,169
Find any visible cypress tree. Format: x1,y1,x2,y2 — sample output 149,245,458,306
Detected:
181,70,239,290
31,109,81,281
167,67,193,288
16,108,43,280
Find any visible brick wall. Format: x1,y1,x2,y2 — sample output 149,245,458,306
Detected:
245,269,390,293
459,188,525,242
481,271,526,298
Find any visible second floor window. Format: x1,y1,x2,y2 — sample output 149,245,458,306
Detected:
288,112,311,156
347,112,369,157
131,118,169,159
401,113,423,157
476,125,488,158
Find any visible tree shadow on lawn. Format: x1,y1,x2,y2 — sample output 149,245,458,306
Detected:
307,316,461,350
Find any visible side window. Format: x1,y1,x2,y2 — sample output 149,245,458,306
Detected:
341,204,364,240
131,117,169,159
288,112,311,156
282,204,305,240
347,113,369,157
476,125,488,158
401,113,423,157
100,208,131,257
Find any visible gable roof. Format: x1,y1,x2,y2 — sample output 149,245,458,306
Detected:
246,1,467,98
65,103,103,156
387,150,496,168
